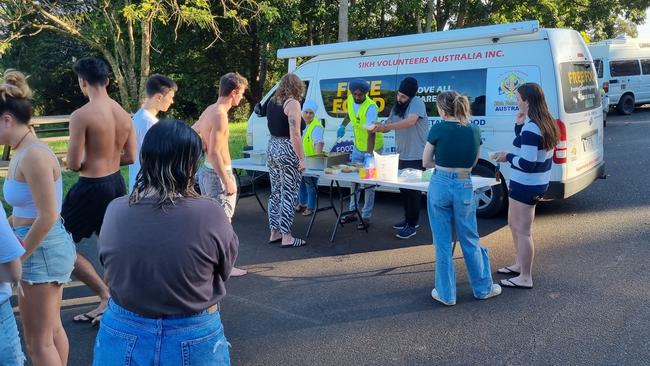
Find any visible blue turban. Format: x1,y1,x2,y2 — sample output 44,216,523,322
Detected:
302,99,318,113
349,79,370,94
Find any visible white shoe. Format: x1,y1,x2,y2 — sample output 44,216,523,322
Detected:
479,284,502,300
431,289,456,306
230,267,248,277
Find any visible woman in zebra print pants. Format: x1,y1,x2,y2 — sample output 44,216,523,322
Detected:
266,74,307,248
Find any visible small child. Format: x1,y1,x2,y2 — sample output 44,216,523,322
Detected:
296,100,324,216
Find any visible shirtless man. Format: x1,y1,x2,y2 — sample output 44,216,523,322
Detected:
192,72,248,277
63,57,136,323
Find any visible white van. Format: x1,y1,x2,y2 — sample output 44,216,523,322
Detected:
247,20,605,217
588,36,650,115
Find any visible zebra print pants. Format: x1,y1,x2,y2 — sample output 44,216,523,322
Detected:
266,137,302,234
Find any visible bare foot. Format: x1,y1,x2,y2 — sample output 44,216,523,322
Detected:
269,229,282,243
230,266,247,277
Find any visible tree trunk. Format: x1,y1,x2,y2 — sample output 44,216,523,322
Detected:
436,0,446,31
456,0,468,28
338,0,348,42
138,19,152,106
425,0,434,32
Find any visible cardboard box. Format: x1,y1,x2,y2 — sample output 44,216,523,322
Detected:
305,153,350,170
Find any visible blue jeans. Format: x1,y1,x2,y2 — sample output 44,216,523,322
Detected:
93,300,230,366
349,148,375,219
298,176,318,210
0,299,25,366
427,170,494,304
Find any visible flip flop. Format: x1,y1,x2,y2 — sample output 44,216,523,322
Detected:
497,266,521,275
73,312,101,324
356,220,370,230
302,209,313,216
339,214,358,224
281,238,306,248
500,279,533,289
268,238,282,244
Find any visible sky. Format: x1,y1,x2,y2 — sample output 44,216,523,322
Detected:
637,7,650,38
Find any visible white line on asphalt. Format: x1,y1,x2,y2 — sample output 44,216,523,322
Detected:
228,294,323,325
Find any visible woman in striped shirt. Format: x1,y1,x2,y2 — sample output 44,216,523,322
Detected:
494,83,560,289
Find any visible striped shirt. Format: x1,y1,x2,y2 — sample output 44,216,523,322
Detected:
506,121,553,186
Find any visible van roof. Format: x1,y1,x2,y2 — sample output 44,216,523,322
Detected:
278,20,543,60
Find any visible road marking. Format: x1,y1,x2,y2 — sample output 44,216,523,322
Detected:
228,294,323,325
14,296,100,313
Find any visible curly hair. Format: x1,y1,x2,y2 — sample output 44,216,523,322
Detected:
272,73,305,104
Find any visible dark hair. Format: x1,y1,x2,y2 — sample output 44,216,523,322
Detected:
219,72,248,97
0,70,32,124
130,119,203,207
73,57,110,86
145,74,177,97
517,83,560,150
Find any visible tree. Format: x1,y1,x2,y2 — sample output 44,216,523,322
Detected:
1,0,263,110
338,0,349,42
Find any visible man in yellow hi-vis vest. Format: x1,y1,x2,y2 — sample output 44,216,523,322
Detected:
336,79,383,229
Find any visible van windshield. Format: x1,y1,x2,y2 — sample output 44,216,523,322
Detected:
560,62,601,113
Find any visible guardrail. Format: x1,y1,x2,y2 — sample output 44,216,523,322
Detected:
1,115,70,160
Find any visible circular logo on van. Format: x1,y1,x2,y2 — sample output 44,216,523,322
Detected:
499,72,526,100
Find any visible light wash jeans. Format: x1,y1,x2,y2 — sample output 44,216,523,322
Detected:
298,176,319,210
349,148,375,219
427,170,494,304
0,299,25,366
93,300,230,366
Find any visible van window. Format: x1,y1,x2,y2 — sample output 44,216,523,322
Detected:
641,59,650,75
593,59,603,78
609,60,641,77
320,75,397,118
403,69,487,117
560,62,601,113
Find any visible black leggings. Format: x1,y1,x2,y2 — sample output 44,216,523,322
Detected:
399,159,425,227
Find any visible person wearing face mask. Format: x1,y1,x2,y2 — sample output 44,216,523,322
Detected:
373,77,428,239
128,74,177,192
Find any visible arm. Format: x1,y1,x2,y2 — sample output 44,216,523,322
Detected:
20,152,60,260
66,112,86,172
120,122,136,166
377,113,419,132
506,129,543,172
285,99,306,171
423,142,436,168
206,114,236,195
0,259,21,283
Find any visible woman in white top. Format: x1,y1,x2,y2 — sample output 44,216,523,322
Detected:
0,70,76,366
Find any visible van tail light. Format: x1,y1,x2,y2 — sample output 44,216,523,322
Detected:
602,81,609,93
553,119,567,164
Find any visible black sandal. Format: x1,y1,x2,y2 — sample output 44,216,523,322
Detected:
281,238,306,248
340,214,358,224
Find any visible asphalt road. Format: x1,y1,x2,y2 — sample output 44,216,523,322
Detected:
16,109,650,365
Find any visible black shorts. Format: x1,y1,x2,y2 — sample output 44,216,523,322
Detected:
508,180,548,206
61,171,126,243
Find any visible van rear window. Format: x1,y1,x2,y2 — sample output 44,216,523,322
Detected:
560,62,601,113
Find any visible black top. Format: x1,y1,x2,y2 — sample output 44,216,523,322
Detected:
267,99,305,137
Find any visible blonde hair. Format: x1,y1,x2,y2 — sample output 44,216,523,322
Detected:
0,70,33,124
436,90,471,125
272,73,305,104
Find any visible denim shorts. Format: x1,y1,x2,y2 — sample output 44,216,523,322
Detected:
508,180,548,206
14,220,76,285
93,299,230,366
0,299,25,366
198,166,237,219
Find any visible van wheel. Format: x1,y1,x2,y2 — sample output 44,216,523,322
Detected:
617,94,635,115
472,163,507,218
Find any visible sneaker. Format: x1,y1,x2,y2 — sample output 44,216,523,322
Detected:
479,284,502,300
431,289,455,306
395,225,417,239
393,220,420,230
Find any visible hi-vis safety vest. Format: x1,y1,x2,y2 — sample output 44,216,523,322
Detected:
347,94,383,151
302,120,323,157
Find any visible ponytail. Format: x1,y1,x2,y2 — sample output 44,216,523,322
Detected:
436,91,471,125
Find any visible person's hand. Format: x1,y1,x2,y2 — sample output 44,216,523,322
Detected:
298,159,306,172
372,123,386,133
516,110,527,125
494,152,509,162
337,125,346,139
224,176,237,196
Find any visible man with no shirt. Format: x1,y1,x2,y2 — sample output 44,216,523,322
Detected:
192,72,248,277
63,58,136,323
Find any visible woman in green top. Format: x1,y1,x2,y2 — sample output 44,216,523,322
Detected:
423,90,501,306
